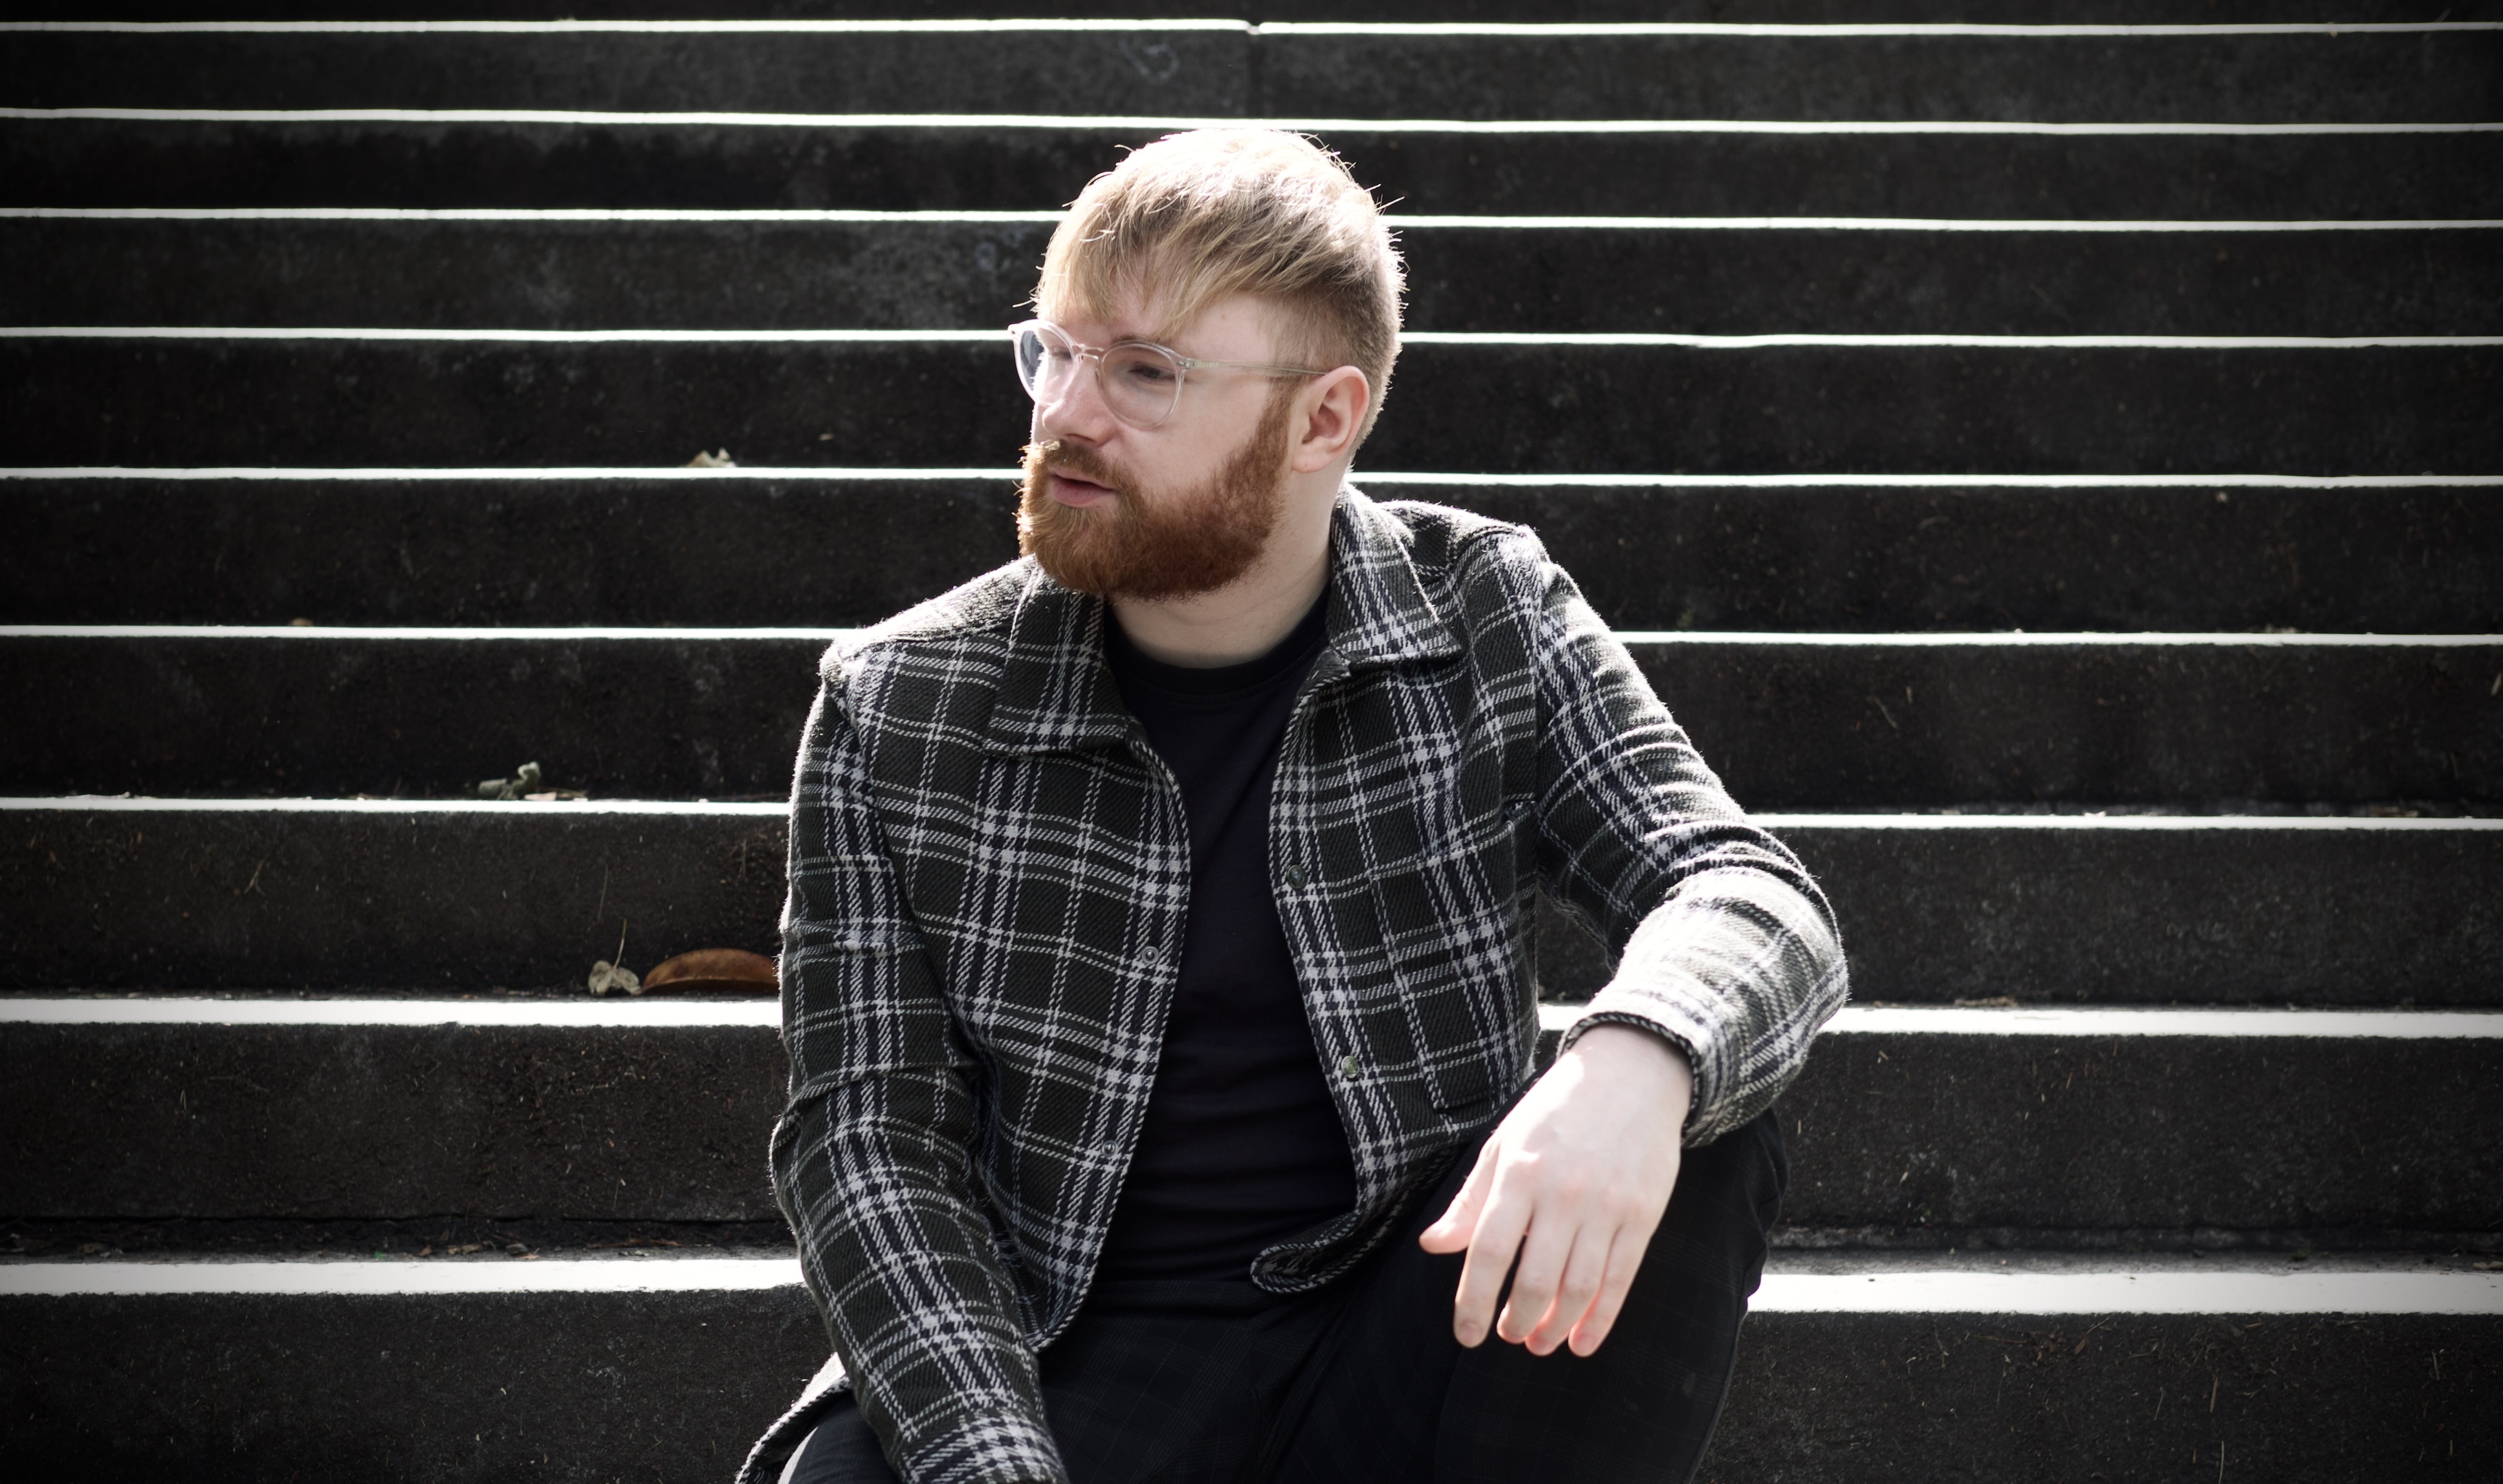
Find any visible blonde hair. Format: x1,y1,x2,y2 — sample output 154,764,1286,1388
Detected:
1034,129,1405,445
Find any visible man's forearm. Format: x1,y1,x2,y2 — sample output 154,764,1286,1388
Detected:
773,1086,1067,1484
1564,862,1847,1145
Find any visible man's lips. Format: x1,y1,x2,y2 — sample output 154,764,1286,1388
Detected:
1047,469,1119,508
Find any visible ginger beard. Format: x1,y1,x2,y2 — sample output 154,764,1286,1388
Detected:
1018,386,1296,601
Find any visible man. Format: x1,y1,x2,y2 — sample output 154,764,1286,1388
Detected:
743,129,1846,1484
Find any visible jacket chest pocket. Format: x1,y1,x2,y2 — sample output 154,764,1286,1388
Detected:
1364,801,1535,1116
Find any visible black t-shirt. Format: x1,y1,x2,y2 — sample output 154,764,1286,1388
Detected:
1095,592,1358,1283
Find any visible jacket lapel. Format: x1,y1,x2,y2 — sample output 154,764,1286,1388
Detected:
981,564,1136,757
1322,486,1466,675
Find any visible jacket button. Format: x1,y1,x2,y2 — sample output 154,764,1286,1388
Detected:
1285,863,1308,887
1339,1053,1362,1078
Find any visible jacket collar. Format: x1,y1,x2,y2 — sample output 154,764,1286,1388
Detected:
983,485,1462,756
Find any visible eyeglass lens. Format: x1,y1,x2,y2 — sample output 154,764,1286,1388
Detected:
1014,324,1185,428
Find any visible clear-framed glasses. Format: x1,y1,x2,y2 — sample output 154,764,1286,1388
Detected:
1009,319,1323,430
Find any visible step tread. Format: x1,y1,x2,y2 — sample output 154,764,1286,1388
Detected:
6,24,2494,122
5,1005,2495,1230
6,628,2494,807
12,118,2499,217
6,336,2497,473
8,472,2497,633
10,214,2500,336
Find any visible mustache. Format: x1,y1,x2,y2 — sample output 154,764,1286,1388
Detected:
1021,438,1134,497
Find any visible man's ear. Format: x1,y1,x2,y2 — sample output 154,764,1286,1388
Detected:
1289,366,1373,474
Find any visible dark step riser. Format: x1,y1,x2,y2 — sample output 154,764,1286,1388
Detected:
1710,1309,2496,1484
4,810,792,993
1438,482,2503,636
1780,1031,2503,1232
9,30,2494,122
6,811,2495,1004
11,121,2500,218
12,478,2501,635
6,634,2496,807
1268,32,2503,124
1,1287,823,1484
1,1289,2490,1484
5,1019,2493,1231
10,339,2498,474
13,219,2501,337
0,29,1247,116
0,1022,787,1222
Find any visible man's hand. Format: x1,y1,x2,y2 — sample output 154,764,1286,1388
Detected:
1417,1024,1693,1357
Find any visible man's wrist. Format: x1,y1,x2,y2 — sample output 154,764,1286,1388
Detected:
1562,1022,1695,1120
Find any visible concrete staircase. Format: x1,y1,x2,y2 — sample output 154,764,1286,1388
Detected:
4,9,2499,1481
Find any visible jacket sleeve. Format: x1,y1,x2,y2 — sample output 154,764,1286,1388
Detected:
1522,553,1850,1145
772,676,1068,1484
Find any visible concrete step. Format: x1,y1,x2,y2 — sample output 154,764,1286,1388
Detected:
7,472,2503,635
8,22,2494,122
11,212,2501,337
0,22,1250,117
0,999,788,1224
9,115,2499,218
0,1252,823,1484
4,627,2496,808
8,333,2498,474
5,800,2495,1005
0,1251,2493,1483
5,998,2497,1237
1255,25,2503,124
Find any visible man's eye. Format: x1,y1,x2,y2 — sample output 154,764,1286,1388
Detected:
1117,359,1178,386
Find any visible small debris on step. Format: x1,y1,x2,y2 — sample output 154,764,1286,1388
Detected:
476,761,590,801
478,761,544,800
684,449,738,468
587,959,641,996
640,947,778,995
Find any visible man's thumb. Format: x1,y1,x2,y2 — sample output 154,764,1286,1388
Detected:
1417,1146,1496,1252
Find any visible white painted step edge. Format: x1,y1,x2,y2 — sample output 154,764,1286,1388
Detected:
5,624,2497,648
8,208,2503,232
8,797,2496,832
6,18,2499,35
11,467,2500,488
2,998,2495,1039
2,1259,2495,1313
7,108,2500,137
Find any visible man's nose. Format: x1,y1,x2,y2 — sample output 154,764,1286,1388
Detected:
1034,358,1120,445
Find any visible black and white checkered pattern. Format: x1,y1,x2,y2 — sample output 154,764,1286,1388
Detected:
760,490,1848,1484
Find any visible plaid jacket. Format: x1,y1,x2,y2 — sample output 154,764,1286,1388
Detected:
747,490,1847,1484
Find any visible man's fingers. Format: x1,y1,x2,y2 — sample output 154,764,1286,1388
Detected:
1418,1141,1500,1255
1522,1222,1616,1355
1566,1222,1653,1357
1493,1209,1580,1348
1450,1194,1531,1347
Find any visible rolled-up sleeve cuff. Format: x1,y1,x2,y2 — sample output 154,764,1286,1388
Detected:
896,1407,1068,1484
1554,863,1844,1146
1556,988,1737,1147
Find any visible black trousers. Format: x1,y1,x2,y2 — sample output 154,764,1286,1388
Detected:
786,1108,1785,1484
